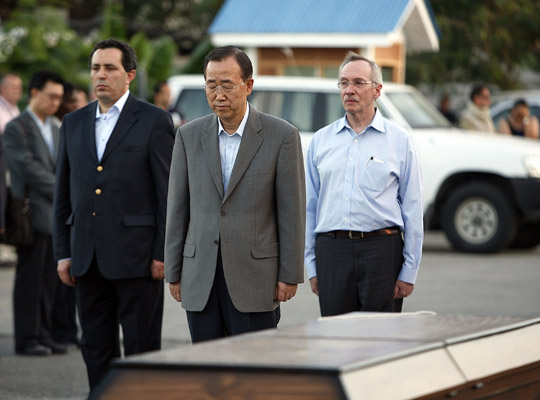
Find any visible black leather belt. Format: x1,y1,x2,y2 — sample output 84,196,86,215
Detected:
320,227,401,239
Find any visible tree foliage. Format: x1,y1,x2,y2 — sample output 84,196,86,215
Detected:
406,0,540,90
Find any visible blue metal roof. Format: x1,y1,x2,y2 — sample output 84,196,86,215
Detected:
209,0,412,34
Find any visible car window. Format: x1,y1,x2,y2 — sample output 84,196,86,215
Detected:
386,91,450,129
250,90,316,131
173,89,211,121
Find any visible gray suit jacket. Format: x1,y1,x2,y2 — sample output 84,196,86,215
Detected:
3,110,59,235
165,106,306,313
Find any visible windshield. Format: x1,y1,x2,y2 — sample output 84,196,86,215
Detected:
385,91,451,129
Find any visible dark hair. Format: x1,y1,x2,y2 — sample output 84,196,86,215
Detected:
153,81,168,95
513,98,528,108
470,84,488,101
28,70,64,96
89,38,137,72
203,46,253,81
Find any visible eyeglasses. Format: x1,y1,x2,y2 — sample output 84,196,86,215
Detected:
337,80,376,89
204,81,245,93
41,91,64,102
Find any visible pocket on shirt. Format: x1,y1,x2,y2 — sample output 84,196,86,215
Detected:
358,162,389,192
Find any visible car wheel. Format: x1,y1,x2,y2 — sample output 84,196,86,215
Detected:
510,223,540,249
441,183,517,252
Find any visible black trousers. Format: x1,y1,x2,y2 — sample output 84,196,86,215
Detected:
51,279,78,345
315,233,404,317
186,248,280,343
76,258,163,391
13,232,57,350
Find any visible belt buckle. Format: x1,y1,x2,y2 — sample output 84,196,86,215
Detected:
349,230,364,239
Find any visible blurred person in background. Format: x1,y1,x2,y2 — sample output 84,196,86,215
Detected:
3,70,66,356
459,84,496,133
55,82,88,121
0,73,23,134
152,81,171,111
497,99,539,139
438,94,457,125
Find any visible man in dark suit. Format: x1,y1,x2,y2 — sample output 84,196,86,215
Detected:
165,46,306,343
53,39,174,392
3,70,66,355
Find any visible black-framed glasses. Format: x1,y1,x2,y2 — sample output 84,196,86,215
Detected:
204,81,245,93
337,80,376,89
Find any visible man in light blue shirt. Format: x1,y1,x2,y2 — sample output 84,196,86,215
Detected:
305,52,423,316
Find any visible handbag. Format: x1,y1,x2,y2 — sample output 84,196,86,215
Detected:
3,186,34,247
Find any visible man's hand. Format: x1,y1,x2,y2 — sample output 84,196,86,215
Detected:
309,277,319,296
169,282,181,302
274,282,297,302
394,279,414,299
151,259,165,280
57,259,76,287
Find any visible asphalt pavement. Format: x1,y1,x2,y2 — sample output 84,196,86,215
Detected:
1,234,539,400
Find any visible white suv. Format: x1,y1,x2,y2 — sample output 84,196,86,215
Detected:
168,75,540,252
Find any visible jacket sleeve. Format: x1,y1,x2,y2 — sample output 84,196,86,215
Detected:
164,127,190,283
52,121,72,261
275,123,306,284
149,111,175,262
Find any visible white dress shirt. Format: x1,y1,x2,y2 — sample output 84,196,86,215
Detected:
27,106,55,157
95,90,130,161
218,103,250,192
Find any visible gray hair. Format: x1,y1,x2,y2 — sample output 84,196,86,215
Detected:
339,51,383,85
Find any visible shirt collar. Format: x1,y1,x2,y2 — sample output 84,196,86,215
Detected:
26,106,51,129
338,107,386,135
95,90,130,119
218,102,250,137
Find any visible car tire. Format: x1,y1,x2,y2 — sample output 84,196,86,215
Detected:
510,223,540,249
441,183,517,253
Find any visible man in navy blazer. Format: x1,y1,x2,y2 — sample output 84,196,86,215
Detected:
53,39,174,392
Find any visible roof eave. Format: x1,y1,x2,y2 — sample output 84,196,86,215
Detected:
211,32,403,49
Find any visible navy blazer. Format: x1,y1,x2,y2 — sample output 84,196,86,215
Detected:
53,94,174,279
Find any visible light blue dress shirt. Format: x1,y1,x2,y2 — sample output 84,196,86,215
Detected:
304,109,424,284
218,103,249,192
95,90,130,161
27,106,55,157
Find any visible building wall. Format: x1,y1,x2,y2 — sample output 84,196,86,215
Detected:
256,43,405,83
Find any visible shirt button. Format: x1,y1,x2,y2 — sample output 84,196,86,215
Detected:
346,178,351,181
354,139,358,143
95,189,102,195
345,197,348,201
214,240,219,245
97,166,103,172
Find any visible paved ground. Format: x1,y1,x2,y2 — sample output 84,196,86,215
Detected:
0,234,539,399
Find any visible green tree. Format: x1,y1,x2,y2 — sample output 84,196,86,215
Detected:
0,2,91,95
406,0,540,90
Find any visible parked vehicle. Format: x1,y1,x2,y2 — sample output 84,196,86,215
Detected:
169,75,540,252
490,90,540,133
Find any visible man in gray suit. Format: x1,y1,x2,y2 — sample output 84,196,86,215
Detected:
165,46,306,343
3,70,66,355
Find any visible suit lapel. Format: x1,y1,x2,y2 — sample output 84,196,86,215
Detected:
85,101,99,164
101,94,138,162
21,112,54,169
200,116,225,198
223,108,263,203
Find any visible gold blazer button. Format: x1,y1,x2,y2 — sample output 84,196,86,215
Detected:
95,189,102,195
97,166,103,172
